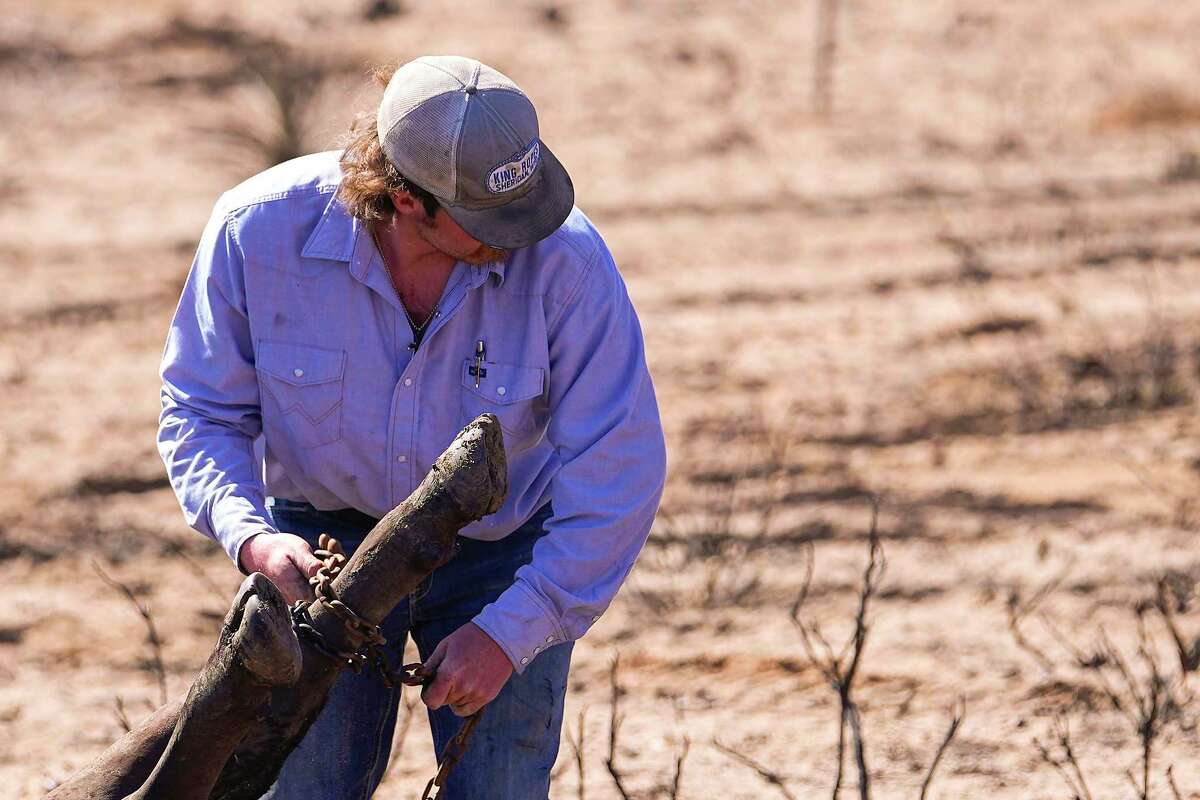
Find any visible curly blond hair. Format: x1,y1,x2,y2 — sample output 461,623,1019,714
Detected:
337,63,439,221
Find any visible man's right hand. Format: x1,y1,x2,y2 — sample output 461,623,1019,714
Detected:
237,533,324,605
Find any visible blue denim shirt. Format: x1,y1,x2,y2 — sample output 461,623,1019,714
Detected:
157,151,666,671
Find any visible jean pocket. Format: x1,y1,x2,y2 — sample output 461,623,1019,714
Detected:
460,359,546,449
257,339,346,449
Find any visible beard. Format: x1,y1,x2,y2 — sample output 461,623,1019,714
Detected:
461,243,508,265
416,215,507,265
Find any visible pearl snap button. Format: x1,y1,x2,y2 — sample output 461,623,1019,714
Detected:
397,455,407,463
497,386,507,396
403,378,413,387
293,368,304,378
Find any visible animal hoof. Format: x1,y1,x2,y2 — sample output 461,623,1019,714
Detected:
442,413,508,519
227,573,302,686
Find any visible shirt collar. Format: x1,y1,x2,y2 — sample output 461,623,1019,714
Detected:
300,189,357,262
301,189,509,288
483,258,507,287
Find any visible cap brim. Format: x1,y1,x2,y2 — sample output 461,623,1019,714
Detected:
439,144,574,250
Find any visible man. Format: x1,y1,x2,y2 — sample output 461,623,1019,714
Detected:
157,55,666,799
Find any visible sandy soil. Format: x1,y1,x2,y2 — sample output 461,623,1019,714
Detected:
4,1,1200,797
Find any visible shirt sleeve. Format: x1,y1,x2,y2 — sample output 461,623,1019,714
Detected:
157,197,276,565
471,242,667,672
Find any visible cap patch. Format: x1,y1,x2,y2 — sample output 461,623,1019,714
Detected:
487,140,541,195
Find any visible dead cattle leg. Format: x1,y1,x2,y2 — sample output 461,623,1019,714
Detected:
46,414,507,800
47,700,185,800
47,573,299,800
127,573,301,800
209,414,507,799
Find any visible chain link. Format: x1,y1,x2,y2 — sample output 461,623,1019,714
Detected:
419,709,483,800
292,533,482,798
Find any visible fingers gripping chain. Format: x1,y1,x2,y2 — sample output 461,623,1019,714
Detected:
290,533,482,798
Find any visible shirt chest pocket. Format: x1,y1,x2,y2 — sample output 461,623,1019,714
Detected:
460,359,547,449
256,340,346,449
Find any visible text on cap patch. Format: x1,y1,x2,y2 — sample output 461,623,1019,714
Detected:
487,141,541,195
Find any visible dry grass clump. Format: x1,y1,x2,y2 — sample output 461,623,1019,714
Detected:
914,322,1198,443
715,502,966,799
92,560,168,707
1163,151,1200,183
603,655,689,800
1094,86,1200,131
789,503,888,798
553,653,689,800
131,17,360,168
633,405,808,611
1059,331,1194,415
1026,576,1200,800
1034,620,1194,800
1000,303,1197,423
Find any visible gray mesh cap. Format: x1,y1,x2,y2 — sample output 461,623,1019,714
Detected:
376,55,574,250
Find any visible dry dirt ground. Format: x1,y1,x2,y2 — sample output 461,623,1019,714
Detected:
4,1,1200,798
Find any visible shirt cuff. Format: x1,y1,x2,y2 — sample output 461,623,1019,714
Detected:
209,492,276,566
225,524,277,572
214,520,274,568
472,580,570,674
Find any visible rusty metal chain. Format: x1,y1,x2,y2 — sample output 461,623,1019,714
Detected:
289,602,367,670
419,709,483,800
292,533,482,799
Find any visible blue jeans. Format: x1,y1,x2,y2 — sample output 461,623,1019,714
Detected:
262,501,571,800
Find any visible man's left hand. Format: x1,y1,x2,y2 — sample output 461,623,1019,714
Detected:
421,622,514,717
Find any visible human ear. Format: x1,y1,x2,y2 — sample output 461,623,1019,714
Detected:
388,190,425,218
